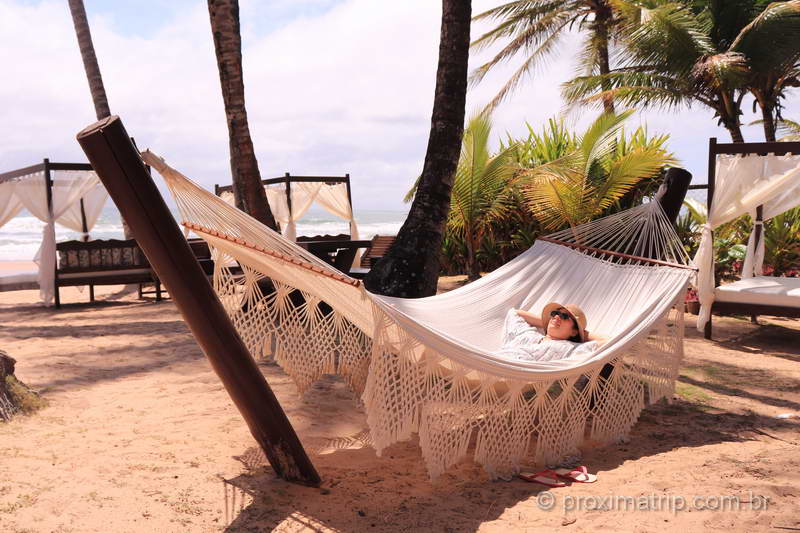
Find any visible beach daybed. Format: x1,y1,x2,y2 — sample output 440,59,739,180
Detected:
695,139,800,338
0,159,108,305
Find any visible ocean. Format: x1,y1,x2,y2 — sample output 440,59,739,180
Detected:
0,205,408,263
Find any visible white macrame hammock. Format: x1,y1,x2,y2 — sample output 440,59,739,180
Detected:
143,150,694,480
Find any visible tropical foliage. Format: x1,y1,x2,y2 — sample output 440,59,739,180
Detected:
764,206,800,275
446,115,519,280
517,111,675,229
437,112,677,276
776,118,800,140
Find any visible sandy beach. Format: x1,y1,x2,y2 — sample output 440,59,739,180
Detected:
0,283,798,532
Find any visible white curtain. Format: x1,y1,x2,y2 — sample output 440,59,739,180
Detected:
220,182,358,253
221,186,316,241
0,181,23,229
741,156,800,279
56,178,108,236
14,171,102,306
695,154,800,330
298,182,362,267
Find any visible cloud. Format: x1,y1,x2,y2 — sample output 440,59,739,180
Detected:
1,0,798,214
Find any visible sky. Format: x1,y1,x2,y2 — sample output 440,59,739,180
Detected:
1,0,798,211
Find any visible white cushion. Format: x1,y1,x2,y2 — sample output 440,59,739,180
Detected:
715,276,800,308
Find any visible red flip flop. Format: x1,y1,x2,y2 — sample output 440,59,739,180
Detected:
554,466,597,483
519,469,567,487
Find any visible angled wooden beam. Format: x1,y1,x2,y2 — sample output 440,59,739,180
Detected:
76,115,320,486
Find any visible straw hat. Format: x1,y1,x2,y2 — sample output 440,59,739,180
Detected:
541,302,588,342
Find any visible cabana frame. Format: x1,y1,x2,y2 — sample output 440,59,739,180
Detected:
215,173,354,236
701,138,800,339
0,160,94,241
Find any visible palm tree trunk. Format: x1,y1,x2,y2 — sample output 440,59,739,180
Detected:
68,0,110,120
719,93,744,143
760,103,777,142
726,121,745,143
68,0,137,241
595,6,615,115
365,0,471,297
465,233,480,281
208,0,277,230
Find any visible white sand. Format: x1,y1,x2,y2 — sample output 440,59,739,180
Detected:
0,283,798,532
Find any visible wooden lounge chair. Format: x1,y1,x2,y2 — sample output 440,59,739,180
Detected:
348,235,396,279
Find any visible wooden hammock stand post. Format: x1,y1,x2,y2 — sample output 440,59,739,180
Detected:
76,116,320,487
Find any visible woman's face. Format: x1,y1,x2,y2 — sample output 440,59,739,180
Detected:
547,308,578,340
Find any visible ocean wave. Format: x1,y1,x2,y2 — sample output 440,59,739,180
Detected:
0,212,407,261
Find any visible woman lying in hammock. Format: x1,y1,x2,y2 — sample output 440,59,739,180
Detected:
497,303,604,362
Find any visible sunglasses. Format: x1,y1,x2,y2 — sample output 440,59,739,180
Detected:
550,310,573,322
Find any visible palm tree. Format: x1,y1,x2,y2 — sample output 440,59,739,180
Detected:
563,1,800,143
562,1,753,143
447,114,519,280
365,0,472,298
68,0,110,119
207,0,277,229
470,0,642,113
519,111,675,230
729,0,800,141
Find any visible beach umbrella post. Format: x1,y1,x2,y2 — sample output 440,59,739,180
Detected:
76,115,320,487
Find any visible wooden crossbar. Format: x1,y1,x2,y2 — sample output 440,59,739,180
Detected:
184,222,362,288
538,236,698,271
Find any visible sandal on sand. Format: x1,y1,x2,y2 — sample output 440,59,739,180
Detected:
554,466,597,483
519,469,567,487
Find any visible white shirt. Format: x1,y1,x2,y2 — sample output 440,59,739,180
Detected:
495,309,598,362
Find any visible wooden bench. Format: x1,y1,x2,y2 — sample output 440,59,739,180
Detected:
54,238,214,307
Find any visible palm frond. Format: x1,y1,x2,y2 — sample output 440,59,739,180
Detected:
620,3,714,77
469,7,572,87
477,25,568,113
730,0,800,74
580,110,635,174
562,71,690,111
595,147,670,211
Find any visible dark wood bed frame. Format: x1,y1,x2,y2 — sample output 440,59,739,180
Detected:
699,138,800,339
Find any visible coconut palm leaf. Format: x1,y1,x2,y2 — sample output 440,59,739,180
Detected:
470,1,646,112
619,2,714,77
730,0,800,73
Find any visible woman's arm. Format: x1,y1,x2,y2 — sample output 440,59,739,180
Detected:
514,308,543,328
586,331,608,347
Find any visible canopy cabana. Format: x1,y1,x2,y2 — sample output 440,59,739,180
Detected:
694,138,800,338
215,173,358,243
215,173,361,267
0,160,108,304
